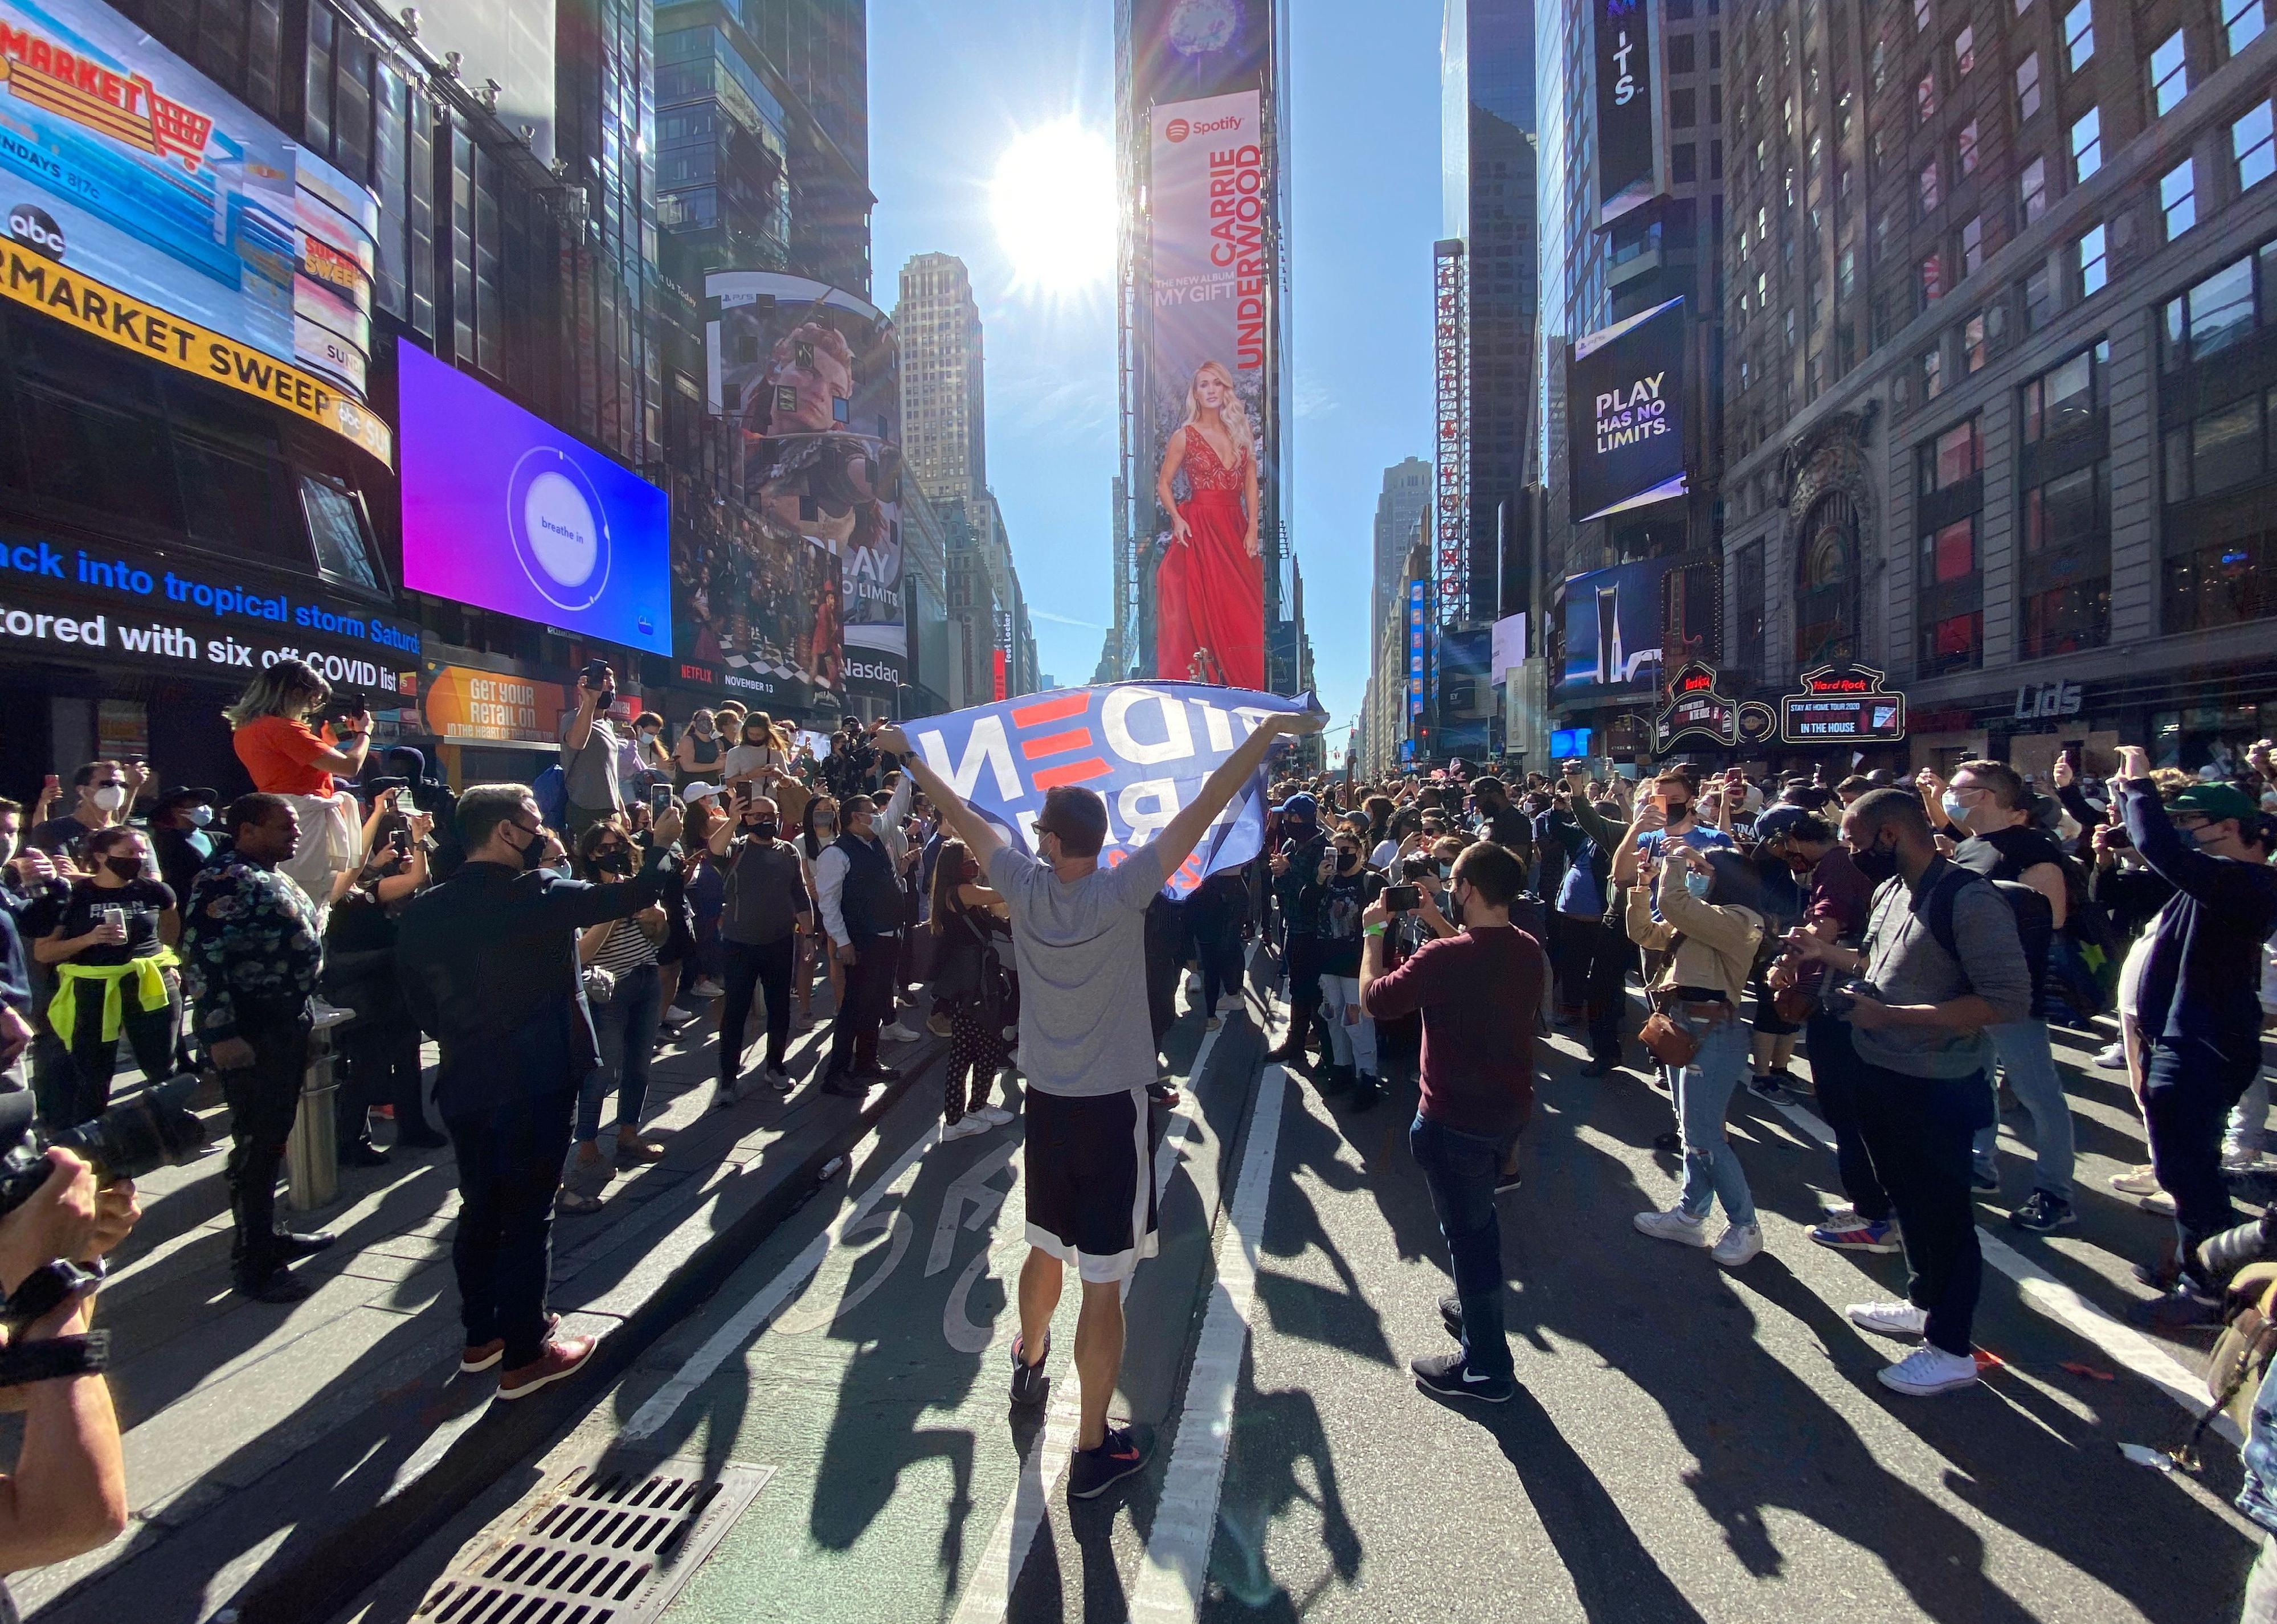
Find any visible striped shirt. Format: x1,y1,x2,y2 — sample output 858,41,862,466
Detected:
588,915,657,979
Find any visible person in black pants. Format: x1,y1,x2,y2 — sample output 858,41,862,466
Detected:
708,793,810,1101
1184,869,1249,1022
179,796,333,1304
396,784,681,1398
2111,752,2277,1327
816,787,910,1094
1267,794,1329,1066
322,801,445,1164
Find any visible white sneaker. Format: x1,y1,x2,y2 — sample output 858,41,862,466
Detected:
1847,1300,1929,1340
2144,1188,2178,1216
941,1115,992,1142
1633,1206,1712,1247
690,979,726,999
1217,994,1244,1012
2223,1146,2274,1172
975,1105,1015,1127
1711,1221,1764,1266
880,1022,922,1044
2091,1042,2126,1069
1877,1344,1980,1396
2108,1163,2162,1196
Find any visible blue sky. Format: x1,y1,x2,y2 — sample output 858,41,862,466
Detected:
868,0,1445,756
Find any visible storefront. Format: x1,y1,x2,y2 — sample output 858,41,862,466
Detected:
414,651,652,789
1898,658,2277,783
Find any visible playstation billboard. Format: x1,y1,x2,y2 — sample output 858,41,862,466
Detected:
1567,296,1687,525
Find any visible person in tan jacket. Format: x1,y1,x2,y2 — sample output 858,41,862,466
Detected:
1626,842,1768,1266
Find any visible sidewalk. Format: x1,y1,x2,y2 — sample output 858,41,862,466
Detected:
12,985,942,1624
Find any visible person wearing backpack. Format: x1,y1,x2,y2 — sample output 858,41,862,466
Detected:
1787,788,2032,1396
1922,760,2079,1233
2114,748,2277,1328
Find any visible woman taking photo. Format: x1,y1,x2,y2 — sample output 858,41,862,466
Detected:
927,837,1015,1141
1626,844,1773,1267
35,827,180,1128
796,792,843,1027
223,658,370,914
673,709,723,787
562,820,669,1211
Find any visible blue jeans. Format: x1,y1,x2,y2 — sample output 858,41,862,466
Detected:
578,962,661,1143
1410,1112,1513,1381
1675,1009,1756,1227
1971,1021,2075,1199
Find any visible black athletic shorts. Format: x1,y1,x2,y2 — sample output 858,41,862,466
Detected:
1023,1085,1160,1282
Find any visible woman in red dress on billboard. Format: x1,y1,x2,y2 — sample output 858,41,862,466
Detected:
1155,359,1262,689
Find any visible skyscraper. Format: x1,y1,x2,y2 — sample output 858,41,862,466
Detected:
1370,457,1432,767
896,253,989,508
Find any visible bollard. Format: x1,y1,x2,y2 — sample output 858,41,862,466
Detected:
285,1003,357,1213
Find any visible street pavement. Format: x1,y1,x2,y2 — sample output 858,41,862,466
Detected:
347,974,2270,1624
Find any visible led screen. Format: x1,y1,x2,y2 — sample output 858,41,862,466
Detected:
398,339,671,654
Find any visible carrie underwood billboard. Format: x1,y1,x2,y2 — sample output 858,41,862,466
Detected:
1146,89,1271,690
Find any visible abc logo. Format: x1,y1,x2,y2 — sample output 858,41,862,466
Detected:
1166,117,1190,142
7,204,63,261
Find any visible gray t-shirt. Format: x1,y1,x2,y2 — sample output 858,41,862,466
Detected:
1852,860,2032,1078
561,712,622,813
989,842,1167,1097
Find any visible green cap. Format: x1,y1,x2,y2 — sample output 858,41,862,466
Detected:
2170,782,2259,825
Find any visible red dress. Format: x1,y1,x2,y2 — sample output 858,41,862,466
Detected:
1156,428,1264,689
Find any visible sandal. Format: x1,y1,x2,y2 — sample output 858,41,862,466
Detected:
615,1138,667,1168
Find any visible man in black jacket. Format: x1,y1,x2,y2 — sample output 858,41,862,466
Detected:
708,793,810,1100
396,784,680,1398
1268,793,1330,1066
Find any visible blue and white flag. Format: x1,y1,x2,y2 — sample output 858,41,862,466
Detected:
904,683,1320,897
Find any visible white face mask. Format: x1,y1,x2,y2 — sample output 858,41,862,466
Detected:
188,805,214,828
91,784,127,812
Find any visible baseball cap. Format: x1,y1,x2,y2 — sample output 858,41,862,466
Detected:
2170,782,2258,824
1752,804,1828,842
1277,792,1319,819
157,786,219,808
680,782,721,803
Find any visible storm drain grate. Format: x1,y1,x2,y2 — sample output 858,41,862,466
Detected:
414,1456,774,1624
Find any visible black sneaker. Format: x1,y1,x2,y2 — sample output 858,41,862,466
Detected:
1410,1349,1514,1403
1067,1423,1154,1499
1579,1057,1618,1078
1746,1073,1788,1103
272,1230,337,1261
1438,1292,1464,1340
1494,1164,1523,1193
2008,1190,2078,1234
821,1074,870,1098
1008,1332,1049,1406
1348,1080,1383,1112
853,1061,902,1081
338,1138,391,1168
1769,1068,1809,1097
1970,1167,2002,1196
1652,1130,1683,1156
234,1266,313,1304
2127,1281,2223,1330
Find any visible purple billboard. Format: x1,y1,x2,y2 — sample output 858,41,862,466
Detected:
397,339,672,654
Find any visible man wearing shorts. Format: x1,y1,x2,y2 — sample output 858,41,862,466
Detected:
880,705,1322,1499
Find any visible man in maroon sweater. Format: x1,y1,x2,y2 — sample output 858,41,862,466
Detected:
1360,841,1547,1402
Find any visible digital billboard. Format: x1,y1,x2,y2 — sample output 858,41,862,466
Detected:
702,271,903,697
1559,555,1684,697
1568,296,1687,524
398,339,672,654
1595,0,1663,226
0,1,384,453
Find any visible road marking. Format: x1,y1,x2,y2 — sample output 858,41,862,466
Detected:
1130,1061,1289,1623
619,1122,939,1442
1772,1098,2232,1440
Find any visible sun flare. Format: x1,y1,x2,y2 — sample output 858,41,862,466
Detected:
991,120,1117,294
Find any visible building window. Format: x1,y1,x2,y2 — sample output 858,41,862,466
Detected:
1964,312,1990,371
1956,24,1976,73
1796,493,1862,665
2021,339,2108,441
1785,307,1798,347
1916,0,1933,30
2065,0,2095,70
1924,346,1945,397
1919,73,1940,122
2018,52,2042,120
2152,30,2190,115
2164,252,2259,369
2162,160,2198,238
2238,103,2276,191
2168,394,2267,501
2024,260,2058,329
2072,107,2103,181
1920,160,1943,214
2229,0,2268,56
1924,416,1984,491
2022,156,2049,223
1923,251,1945,304
1957,120,1981,177
1962,215,1985,274
2078,224,2109,296
1674,143,1698,182
1838,247,1858,298
1673,87,1696,126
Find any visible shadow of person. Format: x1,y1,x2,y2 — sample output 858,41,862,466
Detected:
1201,1347,1360,1618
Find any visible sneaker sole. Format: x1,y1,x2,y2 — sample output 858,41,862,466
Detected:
1068,1451,1152,1498
459,1349,503,1374
1849,1316,1928,1341
1811,1232,1903,1253
497,1350,595,1401
1414,1375,1514,1404
1634,1217,1714,1247
1878,1369,1980,1396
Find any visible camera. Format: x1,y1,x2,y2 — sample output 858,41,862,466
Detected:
0,1077,207,1220
1820,977,1875,1018
362,775,409,799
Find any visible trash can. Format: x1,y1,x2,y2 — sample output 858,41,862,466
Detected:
285,1003,357,1212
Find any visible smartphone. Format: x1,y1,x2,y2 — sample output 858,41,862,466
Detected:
389,829,411,858
734,779,753,807
581,658,612,689
42,773,58,792
649,782,673,817
1383,883,1420,913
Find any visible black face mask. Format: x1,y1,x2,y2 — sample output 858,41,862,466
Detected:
596,848,635,876
1851,841,1901,885
1337,850,1361,872
749,819,779,842
1665,799,1693,822
103,856,142,881
517,827,550,871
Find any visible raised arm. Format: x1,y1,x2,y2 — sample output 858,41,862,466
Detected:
877,726,1008,877
1154,710,1323,880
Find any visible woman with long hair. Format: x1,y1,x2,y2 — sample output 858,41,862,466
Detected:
33,826,180,1127
1154,359,1264,689
562,819,669,1211
928,837,1015,1140
223,658,371,916
674,709,724,786
797,792,843,1024
723,713,791,795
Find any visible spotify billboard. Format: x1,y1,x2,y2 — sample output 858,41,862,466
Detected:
396,338,672,654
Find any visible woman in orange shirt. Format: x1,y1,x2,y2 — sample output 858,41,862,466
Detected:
224,660,374,915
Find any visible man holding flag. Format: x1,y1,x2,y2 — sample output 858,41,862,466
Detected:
880,691,1322,1500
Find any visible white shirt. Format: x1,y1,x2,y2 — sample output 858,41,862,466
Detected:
811,775,913,946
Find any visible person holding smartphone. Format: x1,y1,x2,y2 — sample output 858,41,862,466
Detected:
323,804,441,1163
32,826,179,1130
559,661,626,840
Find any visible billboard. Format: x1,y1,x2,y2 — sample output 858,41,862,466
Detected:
702,271,902,696
1568,296,1687,524
1490,611,1527,681
1438,626,1493,717
1407,578,1427,717
0,1,384,449
398,339,672,654
1595,0,1663,226
1129,0,1273,104
1559,555,1686,696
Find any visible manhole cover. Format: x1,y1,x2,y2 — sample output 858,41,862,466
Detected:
415,1455,774,1624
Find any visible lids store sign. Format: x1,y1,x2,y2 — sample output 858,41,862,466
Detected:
2013,680,2084,721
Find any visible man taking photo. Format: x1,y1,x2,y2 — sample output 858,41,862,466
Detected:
560,664,626,840
880,705,1324,1500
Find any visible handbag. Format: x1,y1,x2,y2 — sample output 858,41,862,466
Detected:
581,963,617,1007
1637,1004,1700,1069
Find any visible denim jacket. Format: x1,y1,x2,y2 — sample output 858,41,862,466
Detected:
2240,1360,2277,1535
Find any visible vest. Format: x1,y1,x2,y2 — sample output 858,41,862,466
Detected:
834,831,902,940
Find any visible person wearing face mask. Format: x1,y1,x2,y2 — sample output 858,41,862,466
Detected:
1311,833,1386,1110
28,762,148,866
33,826,181,1131
1915,761,2079,1232
674,709,724,787
812,768,917,1096
322,807,441,1165
798,795,844,1026
1266,794,1331,1067
927,836,1016,1141
561,820,672,1205
148,788,220,903
2104,750,2277,1328
1625,843,1771,1268
706,794,811,1102
393,785,682,1395
181,796,331,1304
559,663,626,840
1785,789,2031,1396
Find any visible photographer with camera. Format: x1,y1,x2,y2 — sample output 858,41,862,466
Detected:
224,660,372,920
31,828,179,1132
560,662,627,841
1785,789,2031,1396
181,796,332,1304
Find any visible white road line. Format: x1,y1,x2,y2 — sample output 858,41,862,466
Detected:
619,1122,939,1442
1130,1061,1289,1623
1773,1098,2232,1438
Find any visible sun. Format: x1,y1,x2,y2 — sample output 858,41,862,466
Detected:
991,120,1117,294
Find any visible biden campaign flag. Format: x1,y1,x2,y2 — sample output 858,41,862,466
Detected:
904,683,1320,897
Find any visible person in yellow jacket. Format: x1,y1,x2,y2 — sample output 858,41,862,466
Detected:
32,826,180,1128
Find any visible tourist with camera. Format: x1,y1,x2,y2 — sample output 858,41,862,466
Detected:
180,795,332,1306
31,828,179,1133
